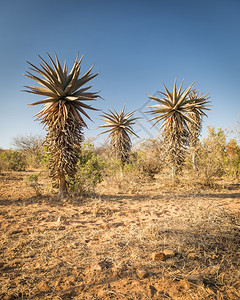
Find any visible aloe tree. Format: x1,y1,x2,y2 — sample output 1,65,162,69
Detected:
98,107,139,164
188,89,210,170
146,79,210,179
24,53,100,198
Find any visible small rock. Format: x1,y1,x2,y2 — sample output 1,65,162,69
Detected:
59,288,76,299
186,274,203,284
10,229,23,235
152,252,166,261
203,265,220,276
94,264,102,271
37,281,50,292
163,249,175,258
57,225,66,231
149,285,157,298
136,268,149,279
112,263,128,277
111,222,124,228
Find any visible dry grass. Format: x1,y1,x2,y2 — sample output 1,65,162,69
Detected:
0,170,240,299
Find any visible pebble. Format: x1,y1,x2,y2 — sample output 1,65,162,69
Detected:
163,249,175,258
152,252,166,261
136,268,149,279
186,274,203,284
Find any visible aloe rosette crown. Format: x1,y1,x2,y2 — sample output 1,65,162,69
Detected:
99,107,139,164
24,53,100,197
146,79,210,177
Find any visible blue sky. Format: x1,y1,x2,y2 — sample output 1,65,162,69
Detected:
0,0,240,148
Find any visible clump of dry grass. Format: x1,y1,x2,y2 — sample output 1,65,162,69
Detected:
99,171,143,195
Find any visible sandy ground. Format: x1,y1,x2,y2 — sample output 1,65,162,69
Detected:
0,171,240,299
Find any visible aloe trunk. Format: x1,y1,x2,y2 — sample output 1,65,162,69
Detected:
58,176,68,199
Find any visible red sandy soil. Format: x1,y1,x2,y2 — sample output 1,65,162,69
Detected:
0,171,240,299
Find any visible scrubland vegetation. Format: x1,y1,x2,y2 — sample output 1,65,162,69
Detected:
0,127,240,300
1,126,240,189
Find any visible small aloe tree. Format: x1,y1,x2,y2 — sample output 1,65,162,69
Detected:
98,107,139,165
146,79,210,179
24,53,100,198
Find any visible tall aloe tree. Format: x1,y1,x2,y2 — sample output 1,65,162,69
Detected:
98,107,139,164
188,89,210,170
24,53,100,198
146,79,210,178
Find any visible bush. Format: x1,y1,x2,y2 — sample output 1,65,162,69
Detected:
12,134,45,168
68,143,105,194
224,139,240,178
0,150,27,171
25,173,42,196
185,127,240,185
41,146,51,168
188,127,226,185
134,138,166,178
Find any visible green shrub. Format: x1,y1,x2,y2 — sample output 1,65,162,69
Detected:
185,127,240,185
68,143,105,194
25,173,42,196
0,150,27,171
224,139,240,178
104,156,123,176
41,146,51,168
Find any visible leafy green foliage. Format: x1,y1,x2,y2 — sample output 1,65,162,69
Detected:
41,146,51,167
68,143,105,194
0,150,27,171
225,139,240,178
186,127,240,185
191,127,226,185
25,173,42,196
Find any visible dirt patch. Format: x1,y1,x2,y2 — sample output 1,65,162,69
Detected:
0,171,240,299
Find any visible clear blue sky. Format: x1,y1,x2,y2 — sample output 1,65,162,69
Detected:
1,0,240,149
